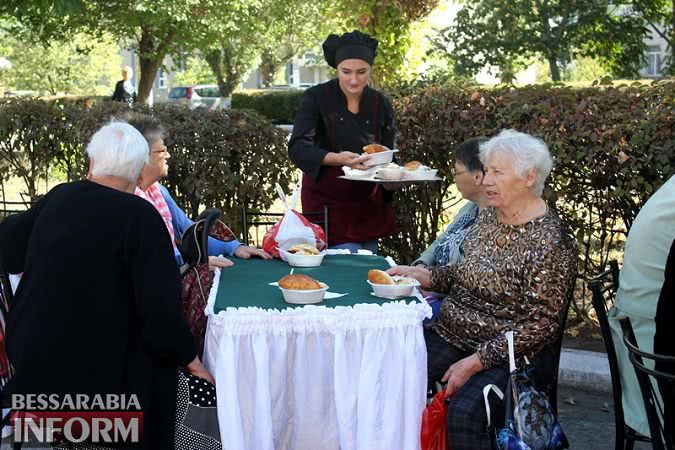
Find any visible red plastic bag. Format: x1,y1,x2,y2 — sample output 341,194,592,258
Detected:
421,390,449,450
262,185,327,258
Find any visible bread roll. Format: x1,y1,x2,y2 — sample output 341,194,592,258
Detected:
278,274,322,290
287,244,319,255
368,269,394,285
404,161,422,171
363,144,387,154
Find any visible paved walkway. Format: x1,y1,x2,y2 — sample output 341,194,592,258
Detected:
558,384,650,450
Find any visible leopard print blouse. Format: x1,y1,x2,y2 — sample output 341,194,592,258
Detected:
428,206,577,369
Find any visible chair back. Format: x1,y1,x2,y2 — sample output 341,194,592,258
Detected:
178,208,225,276
588,262,626,427
241,205,328,248
546,284,575,414
0,199,36,222
620,317,675,450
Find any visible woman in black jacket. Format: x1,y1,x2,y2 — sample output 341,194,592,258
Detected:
1,122,218,449
288,30,399,253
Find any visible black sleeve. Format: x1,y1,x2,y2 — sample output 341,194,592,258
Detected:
0,199,44,273
655,237,675,358
380,93,397,203
288,89,329,182
380,94,396,150
128,203,196,366
111,81,123,101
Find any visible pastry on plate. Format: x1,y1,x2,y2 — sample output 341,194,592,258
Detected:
404,161,430,171
367,269,394,285
278,274,322,290
287,244,320,255
363,144,388,154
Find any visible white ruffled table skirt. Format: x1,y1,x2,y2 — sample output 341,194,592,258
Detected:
203,301,431,450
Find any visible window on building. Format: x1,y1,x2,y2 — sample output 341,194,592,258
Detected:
287,62,294,85
646,45,663,77
178,53,187,72
157,68,167,88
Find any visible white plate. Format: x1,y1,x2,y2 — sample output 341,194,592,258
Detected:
279,248,325,267
367,278,420,298
363,150,398,166
338,175,441,184
280,283,329,304
404,169,439,181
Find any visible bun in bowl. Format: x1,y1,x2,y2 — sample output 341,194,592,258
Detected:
278,274,322,290
404,161,422,171
287,244,320,255
367,269,394,285
363,144,388,154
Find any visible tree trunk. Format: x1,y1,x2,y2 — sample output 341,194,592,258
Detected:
135,28,172,104
136,56,162,105
205,49,234,98
670,0,675,74
548,56,561,81
259,52,277,88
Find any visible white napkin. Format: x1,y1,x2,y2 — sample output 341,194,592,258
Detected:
324,248,373,255
268,282,348,299
324,292,348,299
325,249,351,255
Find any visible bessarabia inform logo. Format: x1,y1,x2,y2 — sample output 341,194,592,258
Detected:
10,394,143,445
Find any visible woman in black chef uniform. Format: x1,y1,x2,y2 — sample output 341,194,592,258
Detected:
288,30,398,254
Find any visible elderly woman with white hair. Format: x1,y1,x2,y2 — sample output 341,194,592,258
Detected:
112,65,136,105
0,122,220,449
389,129,577,449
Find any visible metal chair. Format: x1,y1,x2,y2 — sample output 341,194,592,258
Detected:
620,317,675,450
589,261,651,450
241,205,329,248
547,285,575,415
0,253,21,449
0,200,35,222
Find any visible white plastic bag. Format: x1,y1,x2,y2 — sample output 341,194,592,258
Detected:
262,184,327,259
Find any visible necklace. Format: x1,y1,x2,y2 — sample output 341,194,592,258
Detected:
498,198,546,225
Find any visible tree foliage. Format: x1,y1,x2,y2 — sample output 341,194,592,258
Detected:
1,0,231,103
196,0,267,98
624,0,674,74
0,27,121,96
336,0,440,85
172,55,215,87
435,0,650,82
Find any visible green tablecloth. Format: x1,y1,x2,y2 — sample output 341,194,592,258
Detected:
213,254,416,313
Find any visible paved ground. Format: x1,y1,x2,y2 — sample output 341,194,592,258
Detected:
1,382,647,450
558,385,650,450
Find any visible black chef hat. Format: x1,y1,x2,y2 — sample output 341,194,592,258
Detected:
322,30,378,69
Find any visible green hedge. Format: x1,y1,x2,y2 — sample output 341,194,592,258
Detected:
2,82,674,320
0,99,295,237
383,80,675,318
231,89,304,124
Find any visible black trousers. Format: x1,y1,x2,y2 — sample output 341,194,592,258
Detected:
425,329,508,450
